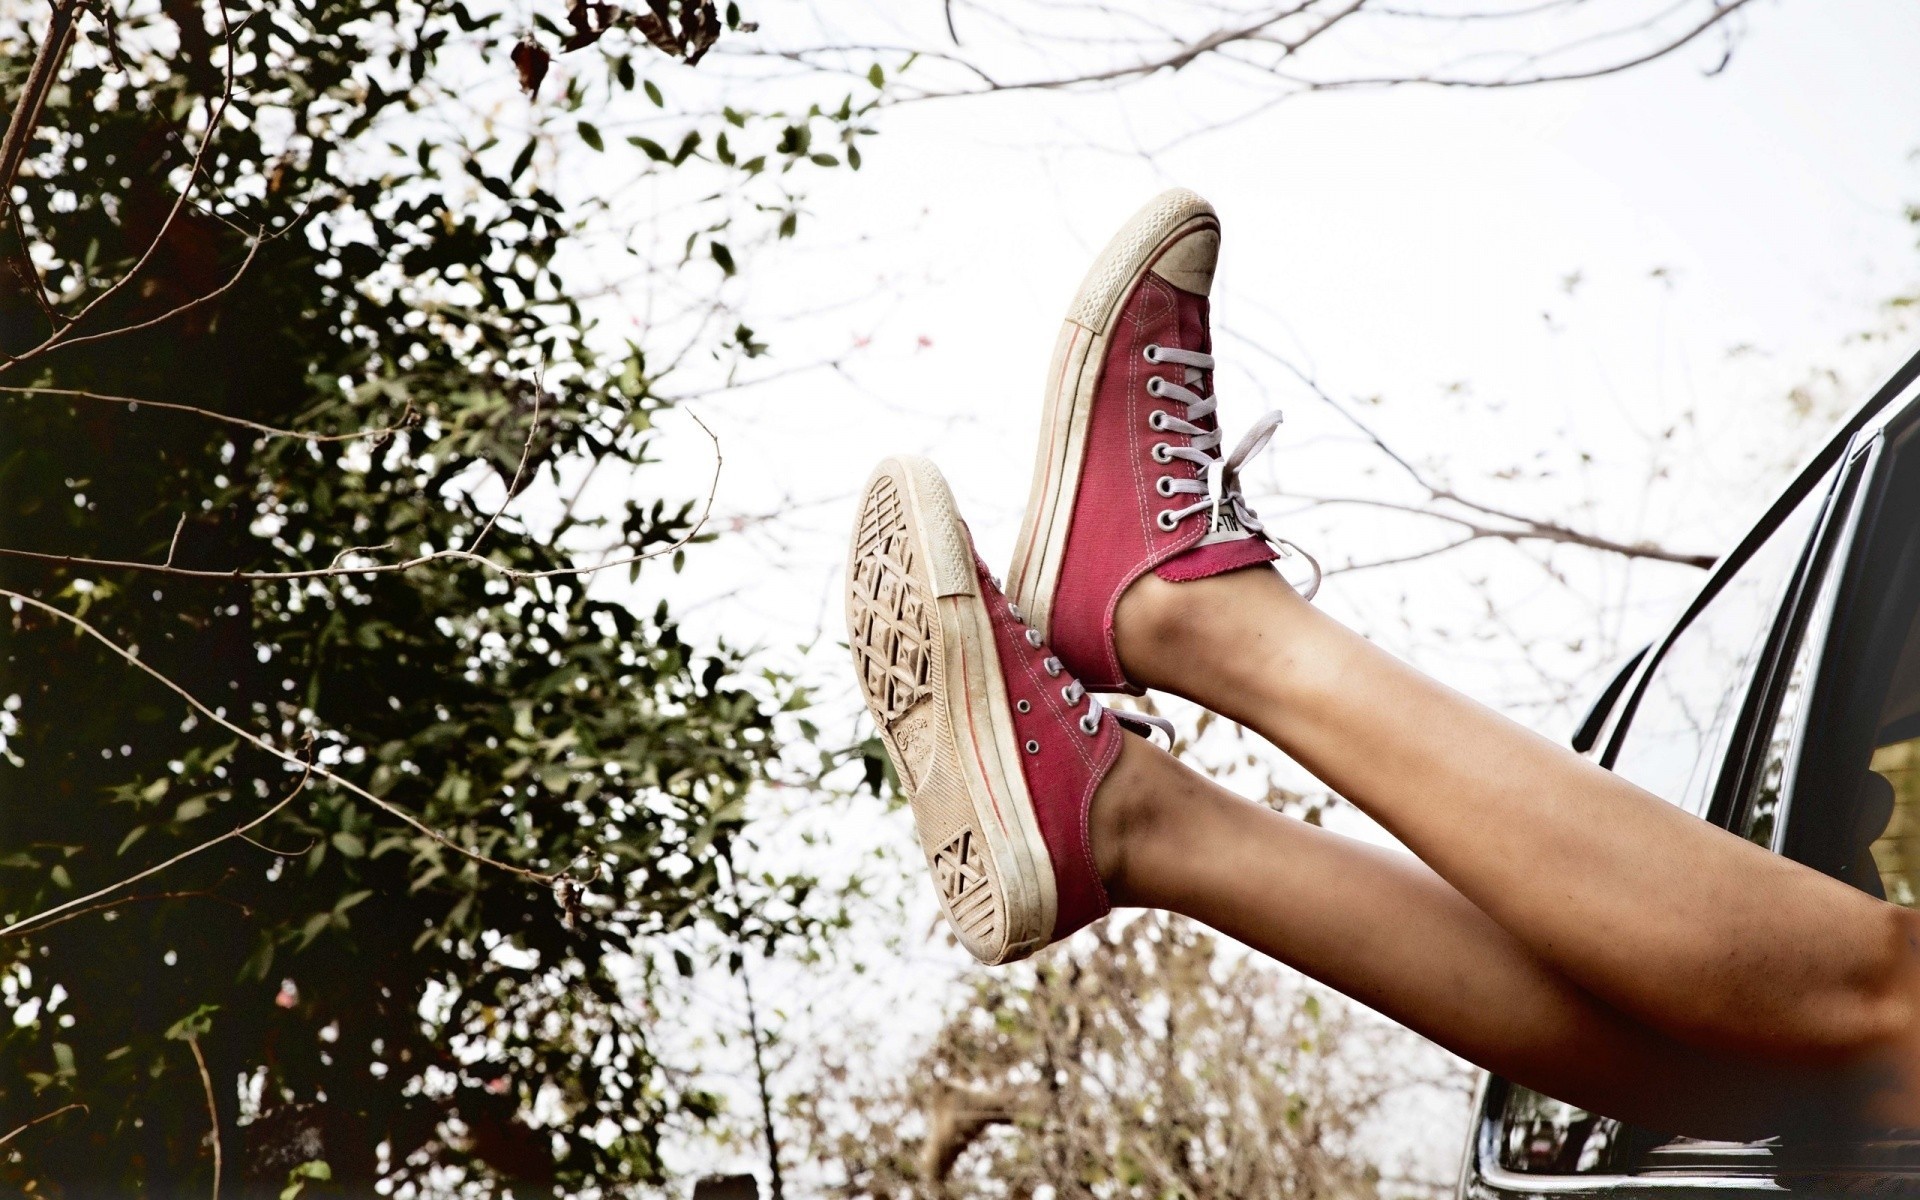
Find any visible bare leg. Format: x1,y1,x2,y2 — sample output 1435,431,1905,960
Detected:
1089,736,1807,1138
1113,565,1920,1078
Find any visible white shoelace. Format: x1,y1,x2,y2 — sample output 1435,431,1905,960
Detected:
1002,598,1176,746
1144,343,1322,601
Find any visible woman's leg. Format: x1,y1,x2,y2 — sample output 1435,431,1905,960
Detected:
1112,565,1920,1075
1088,735,1804,1137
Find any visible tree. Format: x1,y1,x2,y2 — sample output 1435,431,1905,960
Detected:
0,0,875,1192
789,912,1463,1199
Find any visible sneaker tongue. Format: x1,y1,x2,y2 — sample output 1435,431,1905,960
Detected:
1200,504,1253,543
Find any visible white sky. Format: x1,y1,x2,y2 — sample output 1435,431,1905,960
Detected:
556,0,1920,1184
651,0,1920,708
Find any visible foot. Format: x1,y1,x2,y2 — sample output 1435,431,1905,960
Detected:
1006,188,1316,695
848,456,1155,964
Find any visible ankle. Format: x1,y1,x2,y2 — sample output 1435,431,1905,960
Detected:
1114,564,1299,702
1088,737,1175,907
1112,572,1202,692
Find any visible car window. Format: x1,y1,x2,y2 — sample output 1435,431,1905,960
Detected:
1768,419,1920,903
1608,480,1832,816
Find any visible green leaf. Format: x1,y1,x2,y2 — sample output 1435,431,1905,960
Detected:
867,63,884,88
578,121,604,152
627,135,668,161
117,825,147,856
644,79,663,107
331,830,367,858
281,1159,332,1200
165,1004,219,1042
710,242,735,275
296,912,332,951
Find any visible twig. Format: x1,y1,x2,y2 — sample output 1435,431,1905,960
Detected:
1,761,312,939
186,1035,221,1200
166,513,188,567
0,1102,87,1149
1230,332,1718,569
0,590,567,907
7,885,252,937
467,389,543,555
0,385,415,444
0,410,725,585
0,0,83,210
1291,492,1716,568
0,0,242,371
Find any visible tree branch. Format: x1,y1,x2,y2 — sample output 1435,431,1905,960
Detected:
0,412,724,584
0,589,571,905
0,384,417,444
186,1035,221,1200
0,0,83,210
0,1102,87,1149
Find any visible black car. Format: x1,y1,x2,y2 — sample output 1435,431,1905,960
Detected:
1459,348,1920,1196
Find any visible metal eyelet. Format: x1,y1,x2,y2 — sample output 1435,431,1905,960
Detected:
1151,442,1173,464
1016,699,1031,713
1156,510,1180,532
1155,476,1176,498
1007,601,1024,621
1142,343,1162,363
1079,713,1100,735
1043,657,1063,677
1148,410,1169,432
1026,739,1041,754
1024,629,1044,648
1146,376,1166,398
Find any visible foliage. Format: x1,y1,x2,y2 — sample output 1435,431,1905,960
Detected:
0,0,876,1192
790,913,1460,1199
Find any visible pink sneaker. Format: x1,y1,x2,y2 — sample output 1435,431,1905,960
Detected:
1008,189,1317,693
847,456,1171,964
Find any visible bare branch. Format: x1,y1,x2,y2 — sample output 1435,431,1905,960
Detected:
1292,492,1716,568
0,0,249,372
6,884,253,937
1230,332,1718,570
1293,0,1757,92
1,759,312,940
467,388,543,555
0,590,568,902
0,385,416,444
186,1035,221,1200
0,1102,87,1149
0,0,83,209
0,411,724,585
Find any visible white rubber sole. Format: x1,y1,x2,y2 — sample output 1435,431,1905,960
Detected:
1007,189,1218,642
846,456,1059,965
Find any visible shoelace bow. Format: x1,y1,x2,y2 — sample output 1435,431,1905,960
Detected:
1000,595,1176,747
1144,343,1321,602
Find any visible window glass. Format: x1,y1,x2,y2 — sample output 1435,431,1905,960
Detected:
1740,633,1814,853
1497,1088,1628,1174
1771,430,1920,902
1610,482,1831,815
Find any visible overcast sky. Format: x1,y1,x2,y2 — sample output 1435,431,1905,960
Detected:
624,0,1920,716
